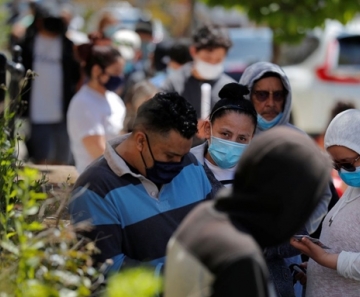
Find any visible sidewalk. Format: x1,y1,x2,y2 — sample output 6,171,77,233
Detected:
25,164,79,185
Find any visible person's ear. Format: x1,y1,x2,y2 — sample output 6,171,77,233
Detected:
134,131,146,151
204,120,211,139
91,64,103,78
189,46,197,59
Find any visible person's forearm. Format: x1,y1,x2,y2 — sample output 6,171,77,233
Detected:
317,252,338,270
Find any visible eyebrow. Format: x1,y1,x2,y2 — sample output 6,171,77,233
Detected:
220,128,250,137
166,151,184,157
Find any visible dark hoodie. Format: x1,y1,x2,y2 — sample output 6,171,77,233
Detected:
164,126,331,297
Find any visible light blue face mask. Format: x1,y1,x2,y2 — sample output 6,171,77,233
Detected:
257,112,283,130
339,166,360,187
208,136,248,169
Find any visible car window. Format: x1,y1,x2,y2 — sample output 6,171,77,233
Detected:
337,35,360,67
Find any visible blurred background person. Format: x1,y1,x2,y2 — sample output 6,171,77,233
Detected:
112,29,142,77
134,18,155,73
291,109,360,297
161,23,234,117
191,83,257,193
119,19,156,99
88,11,119,46
161,23,235,145
67,44,126,174
150,38,193,88
19,0,80,165
123,80,158,133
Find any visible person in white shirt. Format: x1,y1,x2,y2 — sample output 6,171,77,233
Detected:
291,109,360,297
67,44,126,173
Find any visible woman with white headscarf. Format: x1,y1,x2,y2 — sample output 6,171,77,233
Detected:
291,109,360,297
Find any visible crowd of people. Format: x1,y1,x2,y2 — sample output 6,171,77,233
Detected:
7,1,360,296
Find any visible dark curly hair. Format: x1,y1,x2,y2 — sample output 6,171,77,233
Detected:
192,23,232,51
133,92,198,139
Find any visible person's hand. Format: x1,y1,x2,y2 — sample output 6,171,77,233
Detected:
290,237,338,270
294,262,307,286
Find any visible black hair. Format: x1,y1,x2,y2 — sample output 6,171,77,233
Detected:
135,19,153,36
169,39,192,65
133,92,198,139
210,83,257,132
153,40,173,72
77,44,121,77
192,23,232,51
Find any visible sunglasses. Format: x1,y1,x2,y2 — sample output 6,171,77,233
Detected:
333,154,360,172
253,90,286,102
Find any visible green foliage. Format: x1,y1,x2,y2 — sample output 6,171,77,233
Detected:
0,71,100,296
0,70,163,297
105,268,162,297
201,0,360,44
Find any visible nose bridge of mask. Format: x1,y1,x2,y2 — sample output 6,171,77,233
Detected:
210,126,247,148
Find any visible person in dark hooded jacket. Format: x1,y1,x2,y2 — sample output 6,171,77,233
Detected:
164,126,331,297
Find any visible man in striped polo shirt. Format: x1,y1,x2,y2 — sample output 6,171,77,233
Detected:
69,92,213,275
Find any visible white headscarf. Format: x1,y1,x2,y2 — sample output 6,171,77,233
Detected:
324,109,360,154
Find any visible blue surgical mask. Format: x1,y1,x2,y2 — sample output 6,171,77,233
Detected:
208,136,248,169
257,112,283,130
339,166,360,187
141,133,185,184
123,61,135,75
104,75,123,91
103,24,119,38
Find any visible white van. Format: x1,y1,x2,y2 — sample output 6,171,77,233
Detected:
282,19,360,135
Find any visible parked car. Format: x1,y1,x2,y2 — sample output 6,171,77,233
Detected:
281,19,360,136
224,27,273,81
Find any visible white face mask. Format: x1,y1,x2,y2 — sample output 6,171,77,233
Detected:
194,59,224,80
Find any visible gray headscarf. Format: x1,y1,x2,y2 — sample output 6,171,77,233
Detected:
324,109,360,154
239,62,294,134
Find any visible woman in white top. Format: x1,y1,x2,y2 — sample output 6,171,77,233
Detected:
291,109,360,297
191,83,257,193
67,44,126,173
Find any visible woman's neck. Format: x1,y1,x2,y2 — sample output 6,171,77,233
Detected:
87,79,106,96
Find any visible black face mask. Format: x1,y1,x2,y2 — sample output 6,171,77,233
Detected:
141,134,186,185
43,17,66,34
104,75,123,91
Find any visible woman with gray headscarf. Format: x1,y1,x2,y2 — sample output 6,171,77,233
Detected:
291,109,360,297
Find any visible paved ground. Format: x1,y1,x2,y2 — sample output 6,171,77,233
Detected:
25,164,79,185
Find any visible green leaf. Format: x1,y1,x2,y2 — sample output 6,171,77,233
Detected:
26,221,44,232
6,204,14,212
0,241,19,256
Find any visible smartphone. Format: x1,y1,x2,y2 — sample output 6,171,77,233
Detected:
293,235,331,249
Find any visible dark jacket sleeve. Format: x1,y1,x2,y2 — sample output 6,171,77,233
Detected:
212,257,270,297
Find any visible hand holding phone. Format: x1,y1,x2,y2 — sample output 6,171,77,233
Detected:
293,235,331,249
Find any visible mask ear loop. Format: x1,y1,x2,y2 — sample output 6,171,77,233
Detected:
140,133,155,170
